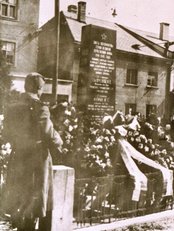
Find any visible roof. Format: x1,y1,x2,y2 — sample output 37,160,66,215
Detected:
123,26,174,52
63,11,170,60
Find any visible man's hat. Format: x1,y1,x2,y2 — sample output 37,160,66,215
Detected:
25,72,45,93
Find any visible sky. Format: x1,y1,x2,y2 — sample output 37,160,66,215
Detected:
39,0,174,37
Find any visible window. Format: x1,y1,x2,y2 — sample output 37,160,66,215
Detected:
125,103,137,115
0,0,17,19
1,41,15,65
147,72,158,87
126,69,138,85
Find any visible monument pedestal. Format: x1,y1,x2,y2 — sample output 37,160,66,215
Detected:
51,165,75,231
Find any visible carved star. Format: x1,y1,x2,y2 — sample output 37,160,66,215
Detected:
101,33,107,40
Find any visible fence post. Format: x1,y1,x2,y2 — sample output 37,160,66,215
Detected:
51,165,75,231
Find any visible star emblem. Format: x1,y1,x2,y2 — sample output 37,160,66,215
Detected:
101,33,107,40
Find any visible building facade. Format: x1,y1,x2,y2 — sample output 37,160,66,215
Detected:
38,2,174,120
37,14,75,104
115,51,171,118
39,2,174,119
0,0,40,92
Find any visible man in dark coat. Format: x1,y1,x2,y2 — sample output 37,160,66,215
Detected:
3,72,63,231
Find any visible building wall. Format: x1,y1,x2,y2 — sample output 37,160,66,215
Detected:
38,13,76,103
69,47,168,118
115,56,168,118
68,45,168,118
56,41,168,118
37,13,170,118
0,0,40,91
37,17,57,79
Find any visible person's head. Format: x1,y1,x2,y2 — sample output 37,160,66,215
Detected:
24,72,45,98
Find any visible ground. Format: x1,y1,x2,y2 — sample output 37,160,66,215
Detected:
116,217,174,231
76,210,174,231
1,211,174,231
116,216,174,231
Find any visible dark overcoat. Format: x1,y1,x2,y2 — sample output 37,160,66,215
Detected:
3,93,63,219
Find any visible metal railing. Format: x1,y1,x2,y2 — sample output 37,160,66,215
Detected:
73,172,173,229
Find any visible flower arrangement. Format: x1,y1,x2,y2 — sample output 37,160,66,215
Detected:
51,105,174,178
1,102,174,180
0,142,12,185
127,125,174,170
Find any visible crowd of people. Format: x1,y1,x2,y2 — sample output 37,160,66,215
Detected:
48,102,174,178
1,72,174,230
2,105,174,178
1,98,174,179
0,76,174,230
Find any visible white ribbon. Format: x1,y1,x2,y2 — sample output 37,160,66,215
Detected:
120,139,173,196
118,139,147,201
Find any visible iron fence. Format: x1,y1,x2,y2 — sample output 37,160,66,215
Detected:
73,172,173,228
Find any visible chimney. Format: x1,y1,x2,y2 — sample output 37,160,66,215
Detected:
77,1,86,23
68,5,77,13
159,22,170,41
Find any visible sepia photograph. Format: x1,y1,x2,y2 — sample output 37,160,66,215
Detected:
0,0,174,230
